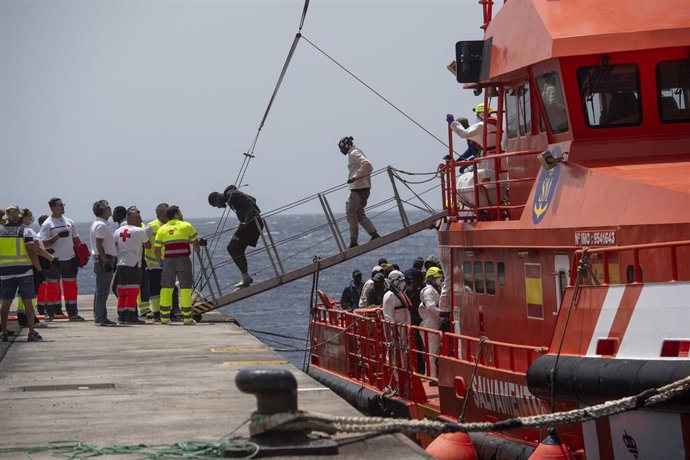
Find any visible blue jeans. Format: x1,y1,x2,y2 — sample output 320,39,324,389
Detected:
93,257,114,323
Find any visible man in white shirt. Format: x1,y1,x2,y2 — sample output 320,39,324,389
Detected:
338,136,380,249
89,200,117,326
39,197,84,321
448,103,498,168
114,207,150,324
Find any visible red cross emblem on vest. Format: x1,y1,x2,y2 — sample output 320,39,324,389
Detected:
120,228,131,242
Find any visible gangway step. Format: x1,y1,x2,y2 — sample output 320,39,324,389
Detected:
193,211,446,314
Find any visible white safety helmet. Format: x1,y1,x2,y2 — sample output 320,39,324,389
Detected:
388,270,406,290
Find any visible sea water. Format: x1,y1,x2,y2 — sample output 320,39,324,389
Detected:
70,211,439,368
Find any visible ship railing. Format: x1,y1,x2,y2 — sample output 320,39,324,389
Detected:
311,307,429,400
569,239,690,286
442,332,547,374
440,148,541,222
409,325,444,385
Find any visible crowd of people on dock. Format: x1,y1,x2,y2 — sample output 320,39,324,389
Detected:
0,199,207,342
337,255,448,378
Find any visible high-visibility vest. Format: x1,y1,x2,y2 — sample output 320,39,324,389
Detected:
154,219,197,259
0,225,31,269
144,219,162,268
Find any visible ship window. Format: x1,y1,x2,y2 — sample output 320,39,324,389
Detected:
485,262,495,295
518,83,532,135
657,60,690,123
463,261,473,291
474,261,485,293
497,262,506,286
577,63,641,128
626,265,643,283
505,88,518,138
536,72,569,133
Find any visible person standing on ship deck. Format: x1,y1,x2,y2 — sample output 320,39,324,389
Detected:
154,206,200,325
338,136,380,249
358,265,382,308
340,269,363,311
39,197,85,321
419,267,445,378
446,103,498,171
208,185,263,289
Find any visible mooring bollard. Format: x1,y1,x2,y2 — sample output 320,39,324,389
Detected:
236,367,298,415
224,367,338,458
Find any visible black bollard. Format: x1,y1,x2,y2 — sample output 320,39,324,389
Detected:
224,367,338,458
236,367,298,415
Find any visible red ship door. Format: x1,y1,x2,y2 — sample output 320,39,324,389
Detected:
554,254,570,315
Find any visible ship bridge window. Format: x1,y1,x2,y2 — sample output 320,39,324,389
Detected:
463,261,473,292
518,83,532,135
577,63,641,128
657,60,690,123
505,88,518,138
536,72,569,134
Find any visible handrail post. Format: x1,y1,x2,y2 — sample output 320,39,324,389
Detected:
258,218,284,278
387,166,410,228
195,250,218,305
318,193,346,254
202,243,223,298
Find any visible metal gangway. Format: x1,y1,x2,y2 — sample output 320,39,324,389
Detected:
192,166,446,315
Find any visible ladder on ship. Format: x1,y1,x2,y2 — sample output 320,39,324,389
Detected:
192,166,446,315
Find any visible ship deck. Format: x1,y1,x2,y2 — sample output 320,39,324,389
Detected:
0,295,430,459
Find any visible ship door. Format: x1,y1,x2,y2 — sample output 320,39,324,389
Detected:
553,254,570,315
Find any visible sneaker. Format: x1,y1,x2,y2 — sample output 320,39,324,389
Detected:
96,319,117,327
27,331,43,342
0,332,8,342
44,316,53,322
370,232,380,241
348,241,358,249
69,315,85,322
34,322,48,329
126,318,146,325
233,274,253,289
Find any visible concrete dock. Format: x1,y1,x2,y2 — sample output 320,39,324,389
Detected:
0,295,430,459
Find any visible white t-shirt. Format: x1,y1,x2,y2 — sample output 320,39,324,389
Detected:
90,217,117,257
39,216,78,261
114,225,149,267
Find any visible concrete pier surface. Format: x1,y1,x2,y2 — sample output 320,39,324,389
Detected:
0,295,430,459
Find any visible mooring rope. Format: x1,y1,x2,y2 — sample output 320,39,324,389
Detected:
250,373,690,437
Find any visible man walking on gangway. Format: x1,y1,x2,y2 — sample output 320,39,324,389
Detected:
338,136,380,249
208,185,264,289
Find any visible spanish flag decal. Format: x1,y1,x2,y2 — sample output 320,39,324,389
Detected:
524,263,544,319
532,146,562,225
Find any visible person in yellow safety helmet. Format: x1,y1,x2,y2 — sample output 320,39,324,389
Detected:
419,266,445,378
144,203,169,322
154,205,200,325
445,102,498,168
1,206,44,342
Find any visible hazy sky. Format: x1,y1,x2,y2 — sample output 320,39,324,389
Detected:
1,0,485,222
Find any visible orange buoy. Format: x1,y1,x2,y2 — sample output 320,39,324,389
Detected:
529,429,573,460
425,432,478,460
